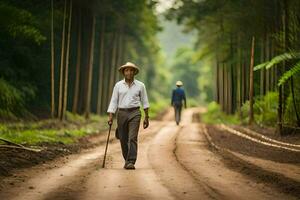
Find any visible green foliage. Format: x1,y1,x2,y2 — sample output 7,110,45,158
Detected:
170,47,200,98
202,102,240,125
0,115,107,145
254,52,300,71
0,0,162,119
187,98,199,107
284,85,300,126
240,92,278,126
279,61,300,86
65,112,86,123
0,79,26,118
0,2,46,44
254,51,300,86
148,100,169,119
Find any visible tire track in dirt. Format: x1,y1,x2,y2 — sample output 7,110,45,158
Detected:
202,124,300,198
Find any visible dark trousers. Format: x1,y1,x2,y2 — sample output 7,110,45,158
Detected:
174,104,182,124
117,109,141,164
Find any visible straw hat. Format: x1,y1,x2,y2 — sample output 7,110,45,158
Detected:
176,81,183,86
118,62,139,75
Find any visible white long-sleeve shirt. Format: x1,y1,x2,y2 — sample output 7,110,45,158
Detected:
107,79,150,114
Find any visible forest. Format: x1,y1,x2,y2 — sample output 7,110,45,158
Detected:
1,1,300,199
0,0,300,135
168,0,300,134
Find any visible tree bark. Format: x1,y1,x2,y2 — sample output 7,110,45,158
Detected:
58,0,67,120
249,36,255,125
85,13,96,119
237,33,242,118
265,34,270,93
260,37,266,96
61,0,73,121
216,56,220,103
108,32,118,102
72,8,82,114
96,16,106,114
51,0,55,118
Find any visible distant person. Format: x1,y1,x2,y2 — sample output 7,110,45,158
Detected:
107,62,150,170
171,81,187,125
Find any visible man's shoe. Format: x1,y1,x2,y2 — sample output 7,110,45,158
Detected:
124,163,135,170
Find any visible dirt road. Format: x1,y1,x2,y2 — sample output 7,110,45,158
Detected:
0,108,298,200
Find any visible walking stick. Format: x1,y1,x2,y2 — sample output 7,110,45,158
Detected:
102,124,112,168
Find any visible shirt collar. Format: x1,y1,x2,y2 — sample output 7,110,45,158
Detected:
122,79,136,85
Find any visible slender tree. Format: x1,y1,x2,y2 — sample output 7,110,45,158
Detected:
85,13,96,119
51,0,55,118
61,0,73,120
58,0,67,120
96,16,106,114
249,36,255,125
72,8,82,114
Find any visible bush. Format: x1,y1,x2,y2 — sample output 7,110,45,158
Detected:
240,92,278,126
0,79,25,119
149,100,169,119
187,98,199,107
0,78,37,119
202,101,240,124
284,93,300,126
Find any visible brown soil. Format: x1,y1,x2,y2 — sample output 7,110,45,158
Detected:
205,125,300,197
206,125,300,164
0,132,109,178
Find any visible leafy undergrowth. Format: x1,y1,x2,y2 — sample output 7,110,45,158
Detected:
0,112,108,146
202,102,240,125
148,100,169,119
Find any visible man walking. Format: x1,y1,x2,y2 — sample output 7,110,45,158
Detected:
107,62,150,170
171,81,187,125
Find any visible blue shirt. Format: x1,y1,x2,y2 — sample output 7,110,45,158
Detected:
171,87,186,106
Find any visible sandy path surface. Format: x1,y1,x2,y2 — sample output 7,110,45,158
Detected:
0,108,297,200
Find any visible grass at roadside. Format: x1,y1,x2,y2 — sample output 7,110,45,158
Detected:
0,100,170,146
202,102,240,125
148,100,169,119
0,112,109,146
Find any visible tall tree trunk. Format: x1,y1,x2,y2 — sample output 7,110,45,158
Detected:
282,0,290,120
265,34,270,93
85,13,96,119
116,29,124,80
229,35,234,114
220,63,224,111
270,39,275,91
237,33,242,118
58,0,67,120
249,36,255,125
96,16,106,114
278,3,286,134
260,37,266,96
108,32,118,101
72,8,82,113
224,63,228,113
61,0,73,121
113,31,120,84
51,0,55,118
241,55,245,104
119,38,127,80
102,48,110,114
216,56,220,103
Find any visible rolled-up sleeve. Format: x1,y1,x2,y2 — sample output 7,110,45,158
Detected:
107,85,118,113
140,84,150,109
